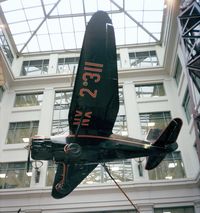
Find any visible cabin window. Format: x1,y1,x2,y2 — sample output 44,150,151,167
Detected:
174,56,182,85
6,121,39,144
129,50,159,68
154,206,194,213
21,59,49,76
135,83,165,98
52,90,72,135
14,92,43,107
139,111,171,136
182,88,192,123
148,151,186,180
57,57,79,74
0,162,32,189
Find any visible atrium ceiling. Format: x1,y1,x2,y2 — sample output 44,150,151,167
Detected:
0,0,166,54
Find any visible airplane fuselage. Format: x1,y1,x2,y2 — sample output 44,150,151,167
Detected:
31,134,177,165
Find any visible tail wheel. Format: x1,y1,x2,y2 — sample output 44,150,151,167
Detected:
64,143,82,157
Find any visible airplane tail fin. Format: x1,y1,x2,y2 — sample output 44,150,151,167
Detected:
145,118,182,170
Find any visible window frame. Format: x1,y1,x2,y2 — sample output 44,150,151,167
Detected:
148,151,186,180
182,88,192,123
139,111,171,136
57,57,79,74
135,82,166,98
6,121,39,144
0,162,32,189
21,59,49,76
14,92,43,107
129,50,159,68
174,56,182,86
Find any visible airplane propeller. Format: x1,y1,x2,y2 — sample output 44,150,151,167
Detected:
24,138,32,172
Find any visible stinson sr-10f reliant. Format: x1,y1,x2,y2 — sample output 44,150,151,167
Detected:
28,11,182,199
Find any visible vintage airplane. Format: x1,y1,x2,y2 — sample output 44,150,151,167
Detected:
28,11,182,199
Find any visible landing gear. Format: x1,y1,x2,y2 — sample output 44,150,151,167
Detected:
64,143,82,158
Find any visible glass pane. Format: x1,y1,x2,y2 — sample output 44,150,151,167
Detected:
6,121,39,144
154,206,195,213
0,162,32,189
135,83,165,98
57,57,79,74
103,160,133,183
148,152,186,180
174,57,182,85
14,93,43,107
81,165,102,184
140,111,171,136
52,91,72,135
21,60,49,76
129,50,158,68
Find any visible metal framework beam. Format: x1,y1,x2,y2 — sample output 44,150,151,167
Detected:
19,0,62,53
178,1,200,161
109,0,159,42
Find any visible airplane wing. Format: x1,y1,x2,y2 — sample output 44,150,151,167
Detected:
52,163,98,199
68,11,119,137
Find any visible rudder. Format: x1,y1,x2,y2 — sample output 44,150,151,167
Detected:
145,118,182,170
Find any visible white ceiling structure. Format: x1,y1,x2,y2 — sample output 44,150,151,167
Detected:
0,0,165,54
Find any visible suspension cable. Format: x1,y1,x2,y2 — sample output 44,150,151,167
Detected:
102,163,140,213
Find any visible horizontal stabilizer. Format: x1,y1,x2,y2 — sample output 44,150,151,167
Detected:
145,118,182,170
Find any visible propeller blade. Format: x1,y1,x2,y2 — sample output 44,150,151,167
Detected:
26,139,32,173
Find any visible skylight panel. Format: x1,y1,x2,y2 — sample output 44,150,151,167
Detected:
53,0,71,15
59,18,74,33
97,0,112,11
75,31,84,48
28,19,43,32
125,15,138,27
24,7,44,20
84,0,98,13
115,28,125,45
137,28,151,43
4,10,26,23
9,21,30,34
21,0,41,8
50,34,64,50
13,32,31,45
47,19,61,34
1,0,22,12
143,23,162,34
26,36,40,52
37,21,48,35
63,33,76,49
37,34,52,51
125,27,138,44
127,11,143,23
111,13,124,29
143,11,163,22
70,0,83,14
0,0,165,53
73,17,85,32
144,0,164,10
124,0,144,11
43,0,58,14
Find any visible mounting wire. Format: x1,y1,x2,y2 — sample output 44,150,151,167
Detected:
102,163,140,213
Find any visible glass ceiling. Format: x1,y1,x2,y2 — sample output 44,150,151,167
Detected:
0,0,165,54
